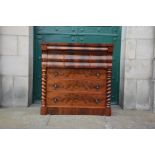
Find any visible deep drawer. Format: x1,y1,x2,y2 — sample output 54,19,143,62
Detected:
47,79,106,93
47,92,106,107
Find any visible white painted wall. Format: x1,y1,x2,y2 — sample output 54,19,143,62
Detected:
121,26,155,110
0,26,33,107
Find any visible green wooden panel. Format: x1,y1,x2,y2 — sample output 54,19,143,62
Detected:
33,26,121,104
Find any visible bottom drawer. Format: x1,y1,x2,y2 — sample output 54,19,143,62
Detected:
47,92,106,106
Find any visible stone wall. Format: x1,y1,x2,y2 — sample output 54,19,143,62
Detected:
0,26,33,107
122,26,155,110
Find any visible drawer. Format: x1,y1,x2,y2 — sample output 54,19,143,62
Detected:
47,68,106,80
47,92,106,106
47,79,106,93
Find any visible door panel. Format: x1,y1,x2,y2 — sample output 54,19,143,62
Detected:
33,26,121,104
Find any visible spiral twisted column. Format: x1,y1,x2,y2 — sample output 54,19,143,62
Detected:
105,68,112,115
41,67,47,115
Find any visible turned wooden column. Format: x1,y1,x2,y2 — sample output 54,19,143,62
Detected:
40,45,48,115
105,68,112,116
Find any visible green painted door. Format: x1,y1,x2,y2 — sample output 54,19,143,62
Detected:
33,26,121,104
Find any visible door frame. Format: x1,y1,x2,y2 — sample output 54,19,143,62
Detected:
32,26,123,105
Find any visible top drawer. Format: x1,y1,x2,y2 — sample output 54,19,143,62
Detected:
47,68,107,80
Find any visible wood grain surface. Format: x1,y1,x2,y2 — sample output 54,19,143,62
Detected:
40,43,113,116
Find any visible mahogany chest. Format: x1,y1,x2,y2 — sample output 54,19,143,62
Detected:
40,43,113,116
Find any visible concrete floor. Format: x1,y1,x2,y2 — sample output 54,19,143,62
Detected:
0,105,155,129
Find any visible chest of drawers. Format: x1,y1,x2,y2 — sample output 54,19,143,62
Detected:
40,43,113,116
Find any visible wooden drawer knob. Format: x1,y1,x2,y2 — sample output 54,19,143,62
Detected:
52,83,58,90
95,99,100,104
53,97,59,103
96,73,100,77
96,84,100,89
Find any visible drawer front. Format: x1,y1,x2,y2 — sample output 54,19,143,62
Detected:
47,68,106,80
47,79,106,93
47,92,106,106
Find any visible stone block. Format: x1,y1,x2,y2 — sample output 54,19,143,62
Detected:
0,35,17,55
136,39,154,59
136,80,151,110
1,76,13,106
126,26,154,39
123,79,137,109
18,36,29,56
0,56,28,76
0,26,29,36
153,59,155,79
150,80,154,111
125,39,136,59
153,80,155,112
125,59,152,79
0,75,2,105
13,76,28,106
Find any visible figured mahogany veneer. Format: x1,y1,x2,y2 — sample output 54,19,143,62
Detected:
47,92,106,106
40,43,113,116
47,68,107,80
